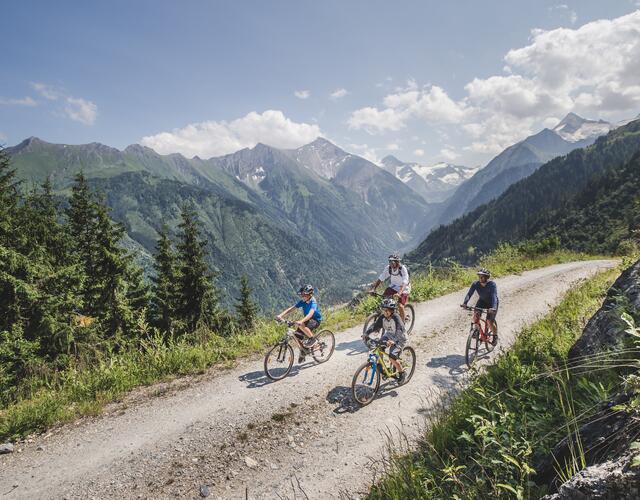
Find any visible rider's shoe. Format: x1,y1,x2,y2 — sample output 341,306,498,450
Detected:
395,371,406,384
303,336,318,348
298,352,306,363
491,333,499,346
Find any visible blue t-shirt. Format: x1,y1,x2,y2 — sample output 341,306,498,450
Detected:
295,297,322,322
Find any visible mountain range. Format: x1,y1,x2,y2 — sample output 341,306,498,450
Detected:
428,113,616,228
379,155,479,203
407,117,640,265
5,112,623,307
6,136,431,309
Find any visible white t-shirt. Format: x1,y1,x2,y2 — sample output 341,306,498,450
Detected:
378,264,411,294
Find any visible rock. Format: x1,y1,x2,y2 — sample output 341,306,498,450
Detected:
568,259,640,361
0,443,14,454
199,484,210,497
244,456,258,468
36,445,44,451
542,451,640,499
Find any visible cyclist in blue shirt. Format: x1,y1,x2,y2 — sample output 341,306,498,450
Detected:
276,284,323,349
461,268,499,344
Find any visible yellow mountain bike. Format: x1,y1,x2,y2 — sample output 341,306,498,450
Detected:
351,338,416,406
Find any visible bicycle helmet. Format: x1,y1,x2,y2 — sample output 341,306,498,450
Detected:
388,253,401,263
477,268,491,277
298,284,314,295
380,297,397,310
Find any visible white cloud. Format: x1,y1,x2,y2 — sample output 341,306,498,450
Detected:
0,96,37,107
64,97,97,125
348,11,640,160
330,88,349,99
31,82,98,125
348,106,409,134
440,148,459,161
413,148,425,157
31,82,61,100
386,143,400,151
349,84,467,134
294,90,310,99
0,131,7,143
140,110,322,158
549,4,578,25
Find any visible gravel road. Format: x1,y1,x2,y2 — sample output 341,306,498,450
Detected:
0,260,616,499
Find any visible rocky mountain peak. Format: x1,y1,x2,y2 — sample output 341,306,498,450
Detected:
553,112,613,143
381,155,404,167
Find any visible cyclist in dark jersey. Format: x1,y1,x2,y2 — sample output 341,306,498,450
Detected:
461,268,498,343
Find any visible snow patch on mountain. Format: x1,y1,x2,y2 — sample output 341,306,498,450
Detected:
553,112,614,143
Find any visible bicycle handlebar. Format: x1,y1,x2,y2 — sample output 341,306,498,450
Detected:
461,305,494,313
362,336,393,348
275,317,296,327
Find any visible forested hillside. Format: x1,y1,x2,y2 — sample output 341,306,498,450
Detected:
408,119,640,265
6,137,432,307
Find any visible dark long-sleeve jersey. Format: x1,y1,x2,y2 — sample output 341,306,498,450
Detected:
365,312,407,345
463,280,499,309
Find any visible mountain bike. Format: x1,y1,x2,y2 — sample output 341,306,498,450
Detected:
462,305,498,367
263,319,336,381
363,292,415,335
351,338,416,406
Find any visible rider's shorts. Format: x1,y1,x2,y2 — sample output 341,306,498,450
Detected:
475,300,498,321
300,319,320,331
383,287,409,305
380,334,404,360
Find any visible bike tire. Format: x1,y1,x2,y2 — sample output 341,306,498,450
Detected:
485,319,499,352
404,304,416,334
264,343,294,381
312,330,336,364
363,313,379,335
465,326,480,368
397,346,417,386
351,361,381,406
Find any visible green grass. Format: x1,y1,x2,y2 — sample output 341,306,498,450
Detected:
368,264,628,500
0,246,609,441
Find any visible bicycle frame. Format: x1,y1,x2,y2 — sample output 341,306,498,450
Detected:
469,307,491,342
363,344,397,383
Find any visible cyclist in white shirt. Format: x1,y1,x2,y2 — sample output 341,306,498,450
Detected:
370,253,411,322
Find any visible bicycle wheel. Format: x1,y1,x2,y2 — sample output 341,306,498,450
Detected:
396,346,417,386
404,304,416,334
363,313,379,335
312,330,335,363
485,320,499,352
465,326,480,368
264,342,294,381
352,361,380,406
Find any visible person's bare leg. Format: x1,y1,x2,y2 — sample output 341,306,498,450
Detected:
398,303,406,321
298,324,314,339
390,357,403,373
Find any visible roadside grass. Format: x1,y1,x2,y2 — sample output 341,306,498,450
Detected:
368,264,628,499
0,247,609,441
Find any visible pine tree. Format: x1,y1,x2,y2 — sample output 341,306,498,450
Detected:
0,148,19,246
150,225,180,333
235,275,258,331
176,205,217,332
90,198,136,337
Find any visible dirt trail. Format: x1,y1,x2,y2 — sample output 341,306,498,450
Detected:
0,260,616,499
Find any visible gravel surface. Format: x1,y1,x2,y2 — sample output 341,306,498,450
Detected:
0,260,616,499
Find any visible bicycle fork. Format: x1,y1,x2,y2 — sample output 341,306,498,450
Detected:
362,353,379,385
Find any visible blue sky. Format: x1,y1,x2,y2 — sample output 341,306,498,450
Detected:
2,1,640,166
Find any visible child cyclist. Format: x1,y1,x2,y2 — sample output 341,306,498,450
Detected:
362,297,407,383
276,284,323,360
